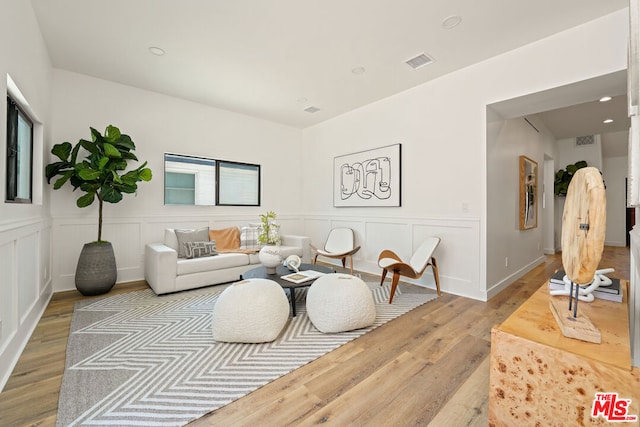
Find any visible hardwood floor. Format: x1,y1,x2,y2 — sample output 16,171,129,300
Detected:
0,247,630,426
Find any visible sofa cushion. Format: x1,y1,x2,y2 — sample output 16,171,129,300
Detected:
184,241,218,259
240,224,261,250
248,252,260,264
164,228,179,251
175,227,210,258
209,227,240,251
177,253,250,276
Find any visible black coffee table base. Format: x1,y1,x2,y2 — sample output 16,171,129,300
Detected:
241,263,334,316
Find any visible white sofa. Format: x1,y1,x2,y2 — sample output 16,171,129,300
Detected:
145,228,310,295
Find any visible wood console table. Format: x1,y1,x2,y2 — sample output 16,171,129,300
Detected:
489,280,640,426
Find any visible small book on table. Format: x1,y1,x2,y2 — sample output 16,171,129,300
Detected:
281,270,325,284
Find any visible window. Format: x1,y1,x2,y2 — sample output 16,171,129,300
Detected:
164,154,216,205
164,153,260,206
165,172,196,205
6,96,33,203
217,160,260,206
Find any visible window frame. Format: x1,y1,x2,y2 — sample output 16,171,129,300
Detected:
216,160,261,207
163,153,261,207
6,95,34,203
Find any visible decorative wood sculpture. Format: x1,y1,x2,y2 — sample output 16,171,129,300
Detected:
552,167,606,342
561,167,607,284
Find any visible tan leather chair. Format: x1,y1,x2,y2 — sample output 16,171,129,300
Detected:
378,237,441,303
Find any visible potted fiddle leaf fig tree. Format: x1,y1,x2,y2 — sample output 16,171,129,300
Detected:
554,160,588,197
45,125,152,295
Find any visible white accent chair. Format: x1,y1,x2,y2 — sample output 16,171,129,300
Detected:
310,228,360,275
377,237,441,303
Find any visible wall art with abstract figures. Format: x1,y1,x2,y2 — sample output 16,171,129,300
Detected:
333,144,401,207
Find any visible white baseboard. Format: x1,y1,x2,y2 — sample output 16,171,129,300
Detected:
486,256,546,300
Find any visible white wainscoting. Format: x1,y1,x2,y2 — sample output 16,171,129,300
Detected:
303,215,484,300
51,213,483,299
51,214,307,292
0,218,52,391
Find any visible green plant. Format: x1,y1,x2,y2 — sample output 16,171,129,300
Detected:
258,211,281,245
45,125,152,242
554,160,588,197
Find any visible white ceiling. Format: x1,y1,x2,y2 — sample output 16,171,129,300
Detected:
29,0,628,129
489,71,630,158
539,95,630,158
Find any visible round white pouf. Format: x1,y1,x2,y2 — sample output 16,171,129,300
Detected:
212,278,289,343
306,273,376,333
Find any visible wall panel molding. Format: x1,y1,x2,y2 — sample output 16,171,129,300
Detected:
0,219,52,391
304,215,484,300
50,213,307,292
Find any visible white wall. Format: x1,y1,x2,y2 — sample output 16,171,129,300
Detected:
556,136,604,170
49,70,304,292
301,9,628,300
554,136,605,249
486,114,557,295
543,156,556,254
553,134,628,249
0,0,53,390
603,156,629,246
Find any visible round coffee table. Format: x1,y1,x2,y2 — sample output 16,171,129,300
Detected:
241,263,334,316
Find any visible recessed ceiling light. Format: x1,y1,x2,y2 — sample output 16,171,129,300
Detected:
603,118,614,124
442,15,462,29
304,106,320,113
599,96,612,102
351,66,366,75
405,53,435,70
148,46,165,56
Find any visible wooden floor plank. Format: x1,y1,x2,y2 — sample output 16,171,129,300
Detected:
428,356,491,427
393,335,491,425
0,248,630,427
296,351,432,426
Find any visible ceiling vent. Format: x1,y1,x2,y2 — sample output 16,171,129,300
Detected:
405,53,434,69
576,135,595,146
303,106,320,113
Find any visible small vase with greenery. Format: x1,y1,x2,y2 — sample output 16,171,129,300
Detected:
554,160,588,197
258,211,281,245
257,211,282,273
45,125,152,295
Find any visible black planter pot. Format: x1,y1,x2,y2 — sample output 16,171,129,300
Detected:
75,242,117,296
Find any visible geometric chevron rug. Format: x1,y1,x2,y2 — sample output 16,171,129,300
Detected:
56,281,437,427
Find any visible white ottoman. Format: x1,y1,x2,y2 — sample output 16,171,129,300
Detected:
212,278,289,343
306,273,376,333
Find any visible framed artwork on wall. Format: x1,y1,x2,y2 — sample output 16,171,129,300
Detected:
333,143,401,207
519,155,538,230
